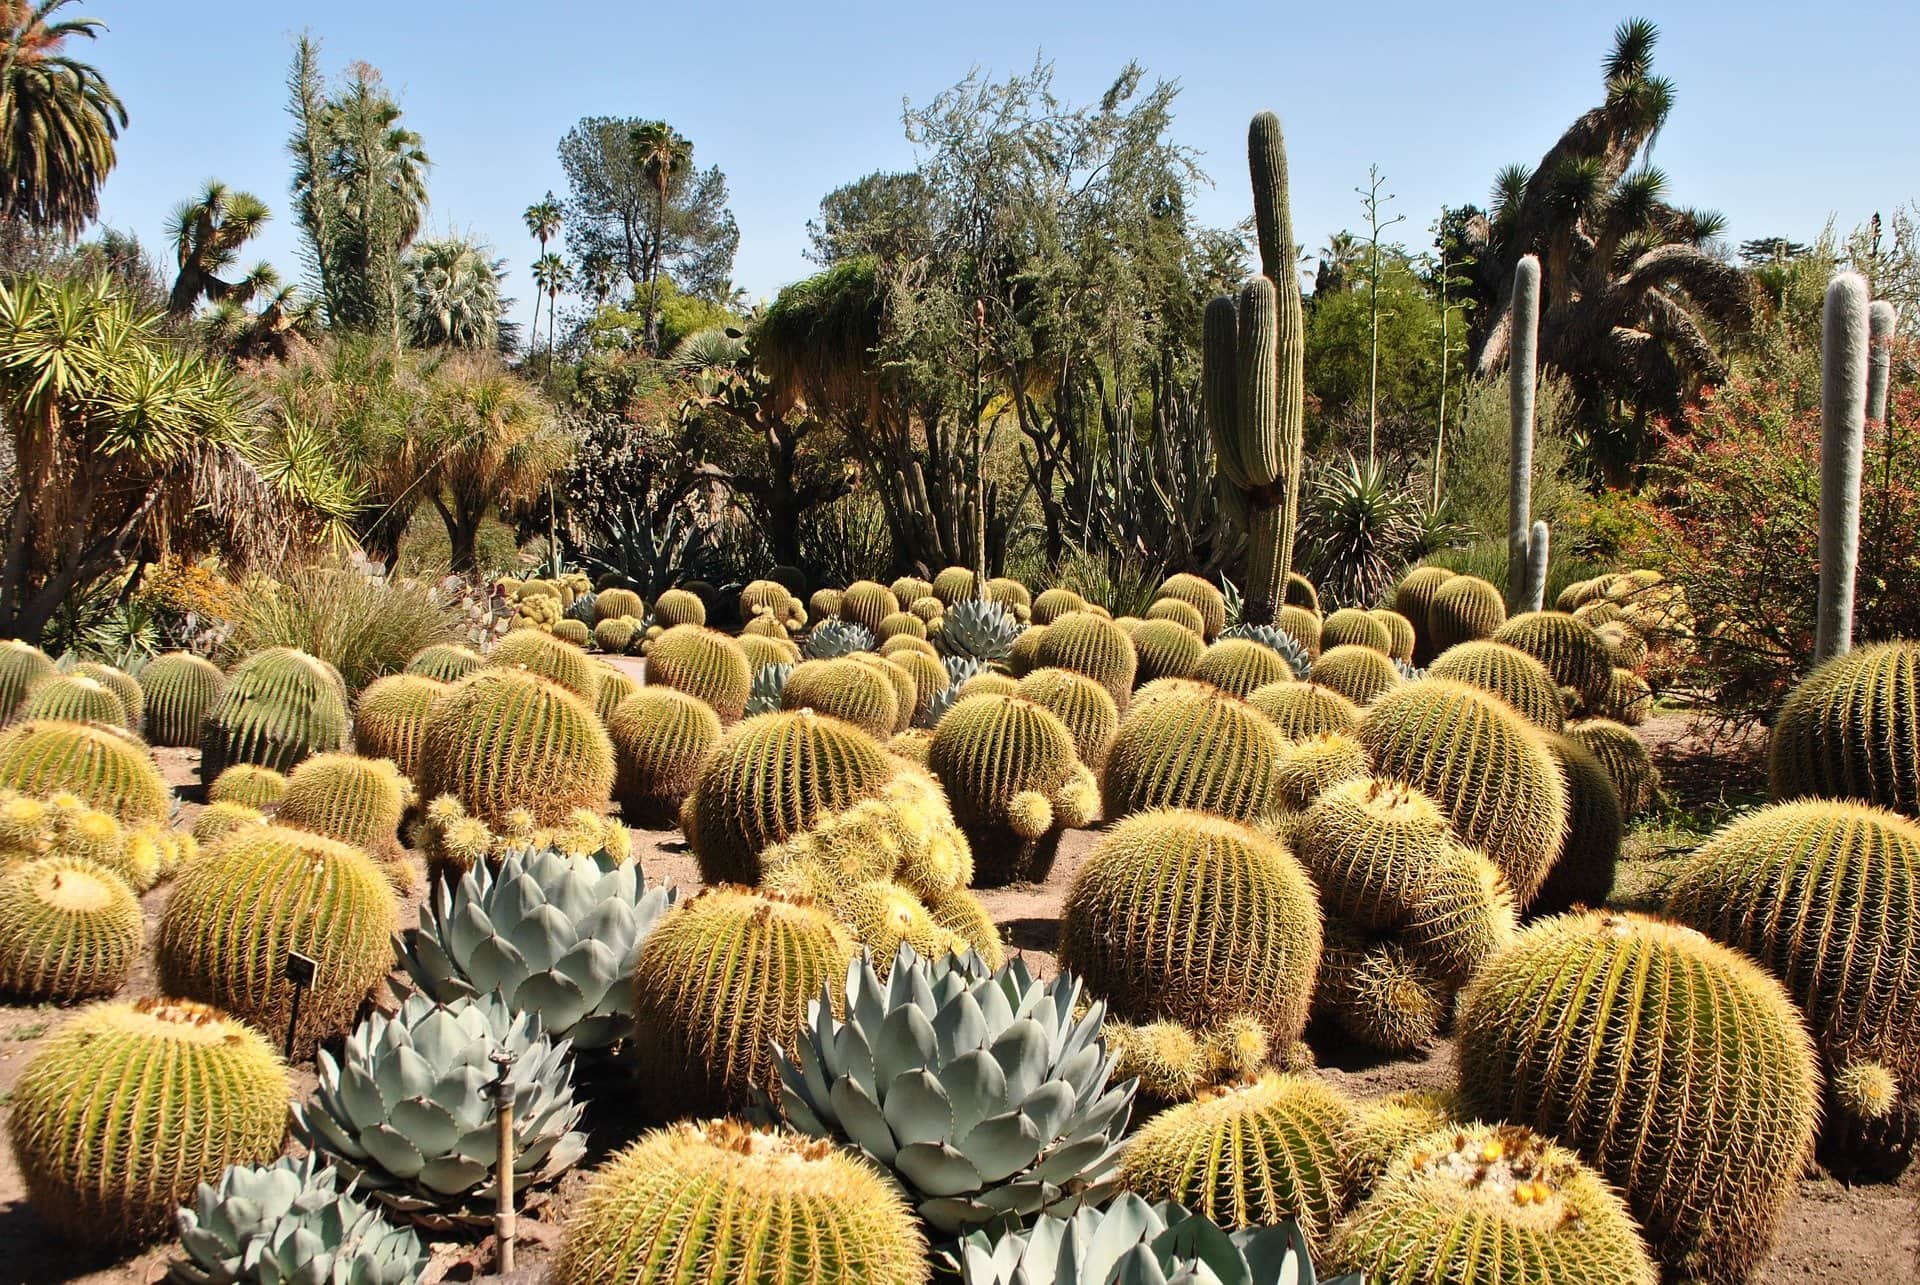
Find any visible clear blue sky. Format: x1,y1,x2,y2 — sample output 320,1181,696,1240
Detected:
88,1,1917,325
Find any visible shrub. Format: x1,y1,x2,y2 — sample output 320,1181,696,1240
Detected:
223,566,463,693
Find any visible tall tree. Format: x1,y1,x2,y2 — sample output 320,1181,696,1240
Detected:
404,234,504,349
555,115,737,311
165,180,273,318
521,192,561,353
0,0,123,236
532,251,568,361
420,355,572,571
632,121,691,353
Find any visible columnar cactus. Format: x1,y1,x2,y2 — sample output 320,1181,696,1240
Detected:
1059,808,1322,1038
417,666,614,837
1457,911,1820,1283
0,636,54,721
606,684,722,828
631,886,857,1114
1768,640,1920,817
1508,255,1542,613
1426,575,1506,653
551,1120,929,1285
201,647,350,778
137,651,225,747
1131,618,1207,683
156,824,399,1058
927,693,1097,885
7,998,290,1244
646,623,753,721
1816,271,1871,661
0,718,170,824
1101,683,1282,826
1428,639,1567,731
1248,680,1361,740
403,642,481,682
0,854,142,1001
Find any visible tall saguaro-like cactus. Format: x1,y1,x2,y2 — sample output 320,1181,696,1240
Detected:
1508,255,1542,612
1815,272,1870,663
1867,299,1897,425
1205,112,1306,626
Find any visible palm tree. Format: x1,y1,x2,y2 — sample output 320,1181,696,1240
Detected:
405,234,504,349
1314,231,1361,296
522,192,561,357
578,248,617,308
165,180,273,318
632,120,691,353
532,251,569,361
0,1,124,235
420,355,571,571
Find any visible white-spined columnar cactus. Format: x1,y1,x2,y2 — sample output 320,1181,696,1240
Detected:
1508,254,1541,612
395,845,675,1050
778,944,1136,1236
173,1154,425,1285
1816,270,1870,662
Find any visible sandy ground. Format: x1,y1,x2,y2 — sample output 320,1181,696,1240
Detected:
0,709,1915,1282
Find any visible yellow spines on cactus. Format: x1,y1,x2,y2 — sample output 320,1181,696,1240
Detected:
1338,1088,1461,1194
1006,622,1048,675
1194,637,1298,699
1665,799,1920,1173
1131,618,1206,685
876,610,927,643
274,751,413,862
0,855,142,1001
1030,586,1087,625
959,670,1019,699
1296,776,1454,930
808,587,844,622
551,1119,928,1285
1428,639,1567,731
1321,939,1447,1053
1108,1014,1273,1107
552,618,591,647
1329,1123,1660,1285
0,719,170,825
1530,732,1624,916
645,624,753,722
1248,680,1361,741
191,799,266,847
1370,608,1417,663
592,615,639,655
200,647,350,778
1358,678,1568,906
0,636,55,720
607,685,722,829
6,998,289,1245
1145,596,1208,637
926,693,1093,885
1016,666,1119,769
755,764,972,899
651,586,707,627
1426,574,1506,653
739,631,802,669
879,633,938,661
1309,644,1402,707
923,883,1003,967
157,823,397,1059
1323,607,1391,654
1492,610,1615,710
22,672,129,728
595,586,645,621
1155,573,1227,639
1595,619,1649,672
1120,1073,1354,1245
631,886,858,1115
1393,566,1455,664
209,762,287,808
98,816,166,890
352,675,441,782
1279,604,1323,659
1458,911,1820,1283
1567,717,1659,816
1273,730,1369,811
742,613,792,641
833,580,896,634
1102,683,1281,826
594,662,639,722
889,727,932,766
685,709,895,884
931,566,975,604
1033,610,1136,710
1059,808,1321,1039
891,575,934,606
889,649,948,725
486,625,601,704
908,595,944,625
855,653,916,734
404,642,482,682
1599,666,1653,725
1400,844,1518,988
1769,640,1920,817
833,879,970,964
137,652,225,747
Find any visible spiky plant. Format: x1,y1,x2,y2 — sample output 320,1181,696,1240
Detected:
1028,611,1132,711
156,824,397,1058
1319,938,1447,1053
781,656,899,739
1105,1014,1271,1107
72,662,143,728
1529,733,1624,916
644,625,753,721
1393,567,1455,662
1101,685,1282,826
553,1119,929,1285
878,610,928,642
1146,596,1209,637
1016,667,1120,768
1248,681,1362,741
1328,1123,1660,1285
838,580,900,633
650,586,707,627
201,647,350,778
604,684,722,828
403,643,482,683
927,693,1098,885
1273,731,1370,811
0,637,55,721
1032,586,1089,625
1220,622,1314,678
208,762,287,808
0,854,141,1001
1060,808,1322,1039
804,617,876,661
0,718,170,824
1309,645,1402,707
292,992,586,1220
1337,1088,1461,1194
173,1154,425,1285
20,673,129,727
1295,776,1454,930
1321,608,1390,654
485,627,599,704
7,998,289,1245
1427,640,1567,731
1131,618,1207,685
1358,679,1568,906
1458,911,1820,1283
1120,1074,1353,1245
778,944,1134,1235
890,576,933,606
417,666,614,838
890,648,949,726
1666,799,1920,1174
1156,573,1228,638
1489,611,1613,711
1369,609,1417,663
1399,844,1519,988
1425,575,1506,654
632,886,857,1114
1193,637,1297,700
1567,718,1660,816
933,565,977,604
191,799,266,847
741,631,803,670
137,652,226,747
552,619,591,647
1768,641,1920,817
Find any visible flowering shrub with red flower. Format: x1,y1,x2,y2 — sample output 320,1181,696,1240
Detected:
1641,349,1920,723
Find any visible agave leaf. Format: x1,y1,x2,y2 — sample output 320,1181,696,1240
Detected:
959,1109,1046,1183
895,1141,984,1197
828,1074,899,1164
943,1047,1011,1137
882,1069,955,1147
874,1002,939,1088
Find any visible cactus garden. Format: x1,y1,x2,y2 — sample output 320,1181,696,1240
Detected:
1,6,1917,1284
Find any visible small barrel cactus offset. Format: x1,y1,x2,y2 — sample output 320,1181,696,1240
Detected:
403,642,481,683
1426,574,1506,653
1768,640,1920,817
819,878,972,963
1427,639,1566,731
1248,679,1361,740
1131,618,1207,684
1322,608,1391,654
838,579,900,633
201,646,350,778
740,578,800,628
157,824,398,1059
1273,730,1370,811
1318,938,1447,1054
1059,808,1322,1039
399,844,676,1050
778,944,1134,1236
274,751,414,863
1145,595,1209,638
650,585,707,627
1458,911,1820,1283
1329,1123,1659,1285
1529,732,1624,917
208,761,288,808
1121,1073,1354,1246
174,1154,426,1285
1665,799,1920,1175
1194,637,1297,698
552,1119,929,1285
606,684,722,828
1309,644,1402,707
1358,678,1568,907
1399,845,1519,988
1156,573,1229,638
292,992,587,1221
22,672,132,727
0,854,143,1002
1337,1088,1461,1194
927,693,1097,885
1370,608,1417,663
485,625,601,703
0,718,170,824
418,666,614,833
138,652,226,747
1016,666,1119,768
1568,717,1660,816
1102,683,1282,827
804,616,877,660
1031,586,1089,625
592,615,638,654
683,709,894,883
6,998,290,1245
633,885,857,1115
1034,610,1136,708
1393,566,1455,664
0,636,55,720
781,656,900,739
1492,611,1613,710
1295,776,1453,931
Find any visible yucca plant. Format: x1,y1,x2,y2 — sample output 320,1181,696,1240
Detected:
1303,454,1421,611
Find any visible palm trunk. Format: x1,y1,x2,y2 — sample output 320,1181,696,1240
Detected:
644,186,665,354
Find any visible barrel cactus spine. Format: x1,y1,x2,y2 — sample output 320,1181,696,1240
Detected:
926,693,1097,885
136,652,225,747
0,718,170,825
0,854,143,1001
0,637,55,721
200,647,350,779
1102,683,1282,827
1768,640,1920,817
